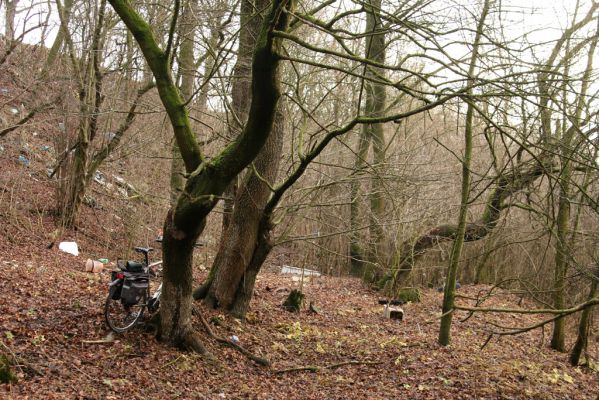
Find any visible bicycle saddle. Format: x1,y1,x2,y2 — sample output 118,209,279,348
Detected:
125,261,144,272
134,247,153,254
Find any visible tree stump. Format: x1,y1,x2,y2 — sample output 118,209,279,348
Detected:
0,354,17,384
283,289,305,312
397,287,421,303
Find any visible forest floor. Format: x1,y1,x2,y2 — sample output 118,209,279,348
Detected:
0,240,598,399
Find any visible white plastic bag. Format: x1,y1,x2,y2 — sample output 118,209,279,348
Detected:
58,241,79,256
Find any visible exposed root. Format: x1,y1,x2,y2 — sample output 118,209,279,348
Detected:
179,329,210,355
202,293,218,309
145,313,161,336
193,305,270,366
192,282,210,300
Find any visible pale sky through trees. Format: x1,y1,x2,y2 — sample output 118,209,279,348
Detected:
0,0,593,48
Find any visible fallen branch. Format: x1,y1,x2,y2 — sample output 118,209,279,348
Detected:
193,306,270,366
455,296,599,315
275,360,382,374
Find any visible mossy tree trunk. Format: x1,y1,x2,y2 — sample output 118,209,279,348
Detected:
193,0,285,314
550,26,597,351
569,274,598,365
438,0,490,346
108,0,295,349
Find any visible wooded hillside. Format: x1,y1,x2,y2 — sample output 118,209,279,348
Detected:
1,0,598,398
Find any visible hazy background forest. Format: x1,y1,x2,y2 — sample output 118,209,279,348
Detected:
1,0,599,398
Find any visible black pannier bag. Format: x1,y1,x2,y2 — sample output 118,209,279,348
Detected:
120,273,149,306
109,271,123,300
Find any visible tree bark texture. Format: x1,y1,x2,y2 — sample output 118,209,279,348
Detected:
551,28,597,351
58,0,107,228
221,0,264,232
203,108,285,311
42,0,74,77
171,0,198,206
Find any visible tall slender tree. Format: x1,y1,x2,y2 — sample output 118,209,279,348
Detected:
438,0,491,346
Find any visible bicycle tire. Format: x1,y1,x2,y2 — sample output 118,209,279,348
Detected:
104,290,147,333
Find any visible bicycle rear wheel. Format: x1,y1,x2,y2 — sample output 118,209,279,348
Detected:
104,291,147,333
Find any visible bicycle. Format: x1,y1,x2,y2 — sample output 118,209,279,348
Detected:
104,245,163,333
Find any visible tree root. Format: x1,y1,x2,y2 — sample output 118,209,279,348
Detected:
179,329,211,355
193,305,270,366
275,360,382,374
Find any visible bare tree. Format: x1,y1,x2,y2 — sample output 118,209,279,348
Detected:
108,0,295,350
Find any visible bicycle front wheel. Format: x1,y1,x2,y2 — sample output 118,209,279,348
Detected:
104,291,147,333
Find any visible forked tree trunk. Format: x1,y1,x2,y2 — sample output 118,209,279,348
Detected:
58,0,107,228
108,0,295,348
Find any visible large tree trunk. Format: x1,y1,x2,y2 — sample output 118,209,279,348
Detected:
364,0,386,278
158,211,206,352
220,0,261,232
228,226,274,317
194,0,280,313
202,108,285,310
